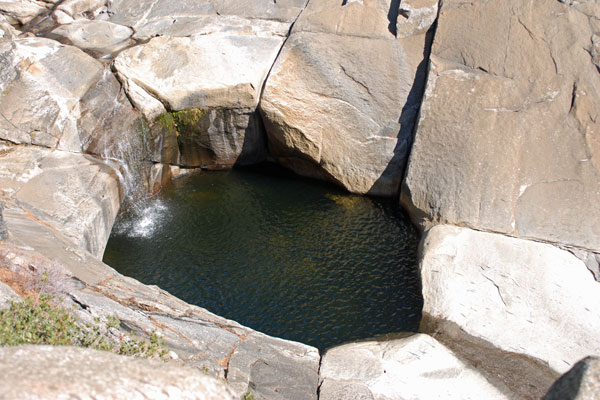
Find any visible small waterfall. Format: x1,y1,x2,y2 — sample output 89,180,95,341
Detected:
80,68,172,238
100,137,147,208
101,136,169,238
94,115,168,238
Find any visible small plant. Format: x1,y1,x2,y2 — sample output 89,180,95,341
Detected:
118,330,168,358
106,314,120,329
241,391,255,400
0,295,167,359
0,247,170,359
172,109,203,127
0,294,110,350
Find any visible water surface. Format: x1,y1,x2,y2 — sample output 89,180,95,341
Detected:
103,165,421,351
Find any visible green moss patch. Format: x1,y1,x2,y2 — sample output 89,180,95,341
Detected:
156,109,205,138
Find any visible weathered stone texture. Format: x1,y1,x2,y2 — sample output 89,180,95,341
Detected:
0,34,144,163
401,0,600,252
0,345,235,400
48,20,134,58
0,146,122,258
0,37,103,150
114,34,284,112
420,225,600,379
319,334,512,400
260,0,434,195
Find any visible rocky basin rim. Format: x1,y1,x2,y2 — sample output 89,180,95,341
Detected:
0,0,599,399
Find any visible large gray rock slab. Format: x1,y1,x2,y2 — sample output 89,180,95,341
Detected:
260,0,433,196
0,36,104,150
48,20,134,58
401,0,600,253
228,331,319,399
114,34,283,112
0,345,235,399
132,14,290,42
0,35,142,156
106,0,214,28
0,34,147,179
0,146,122,258
319,334,510,400
420,225,600,380
105,0,305,31
544,356,600,400
114,32,283,168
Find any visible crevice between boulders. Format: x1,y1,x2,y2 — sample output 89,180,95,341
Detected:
256,0,312,105
396,0,441,201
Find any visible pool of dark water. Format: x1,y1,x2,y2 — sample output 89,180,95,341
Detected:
103,164,422,351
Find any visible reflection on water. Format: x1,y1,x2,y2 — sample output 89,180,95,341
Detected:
103,164,422,351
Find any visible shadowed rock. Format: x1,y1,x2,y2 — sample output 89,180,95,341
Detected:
544,356,600,400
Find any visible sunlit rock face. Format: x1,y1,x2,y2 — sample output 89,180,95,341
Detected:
0,145,122,257
0,36,103,150
0,34,144,166
419,225,600,396
260,0,438,196
401,0,600,255
0,345,235,399
319,334,512,400
108,0,305,170
113,31,285,169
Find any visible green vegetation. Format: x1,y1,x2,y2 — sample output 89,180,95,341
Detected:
0,294,168,358
241,391,255,400
118,330,169,358
158,112,177,135
172,109,203,127
0,294,111,349
157,109,204,138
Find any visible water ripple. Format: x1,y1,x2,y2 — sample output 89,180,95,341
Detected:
103,165,422,351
